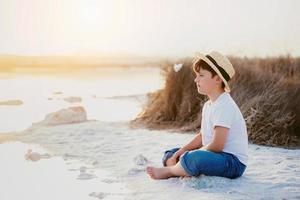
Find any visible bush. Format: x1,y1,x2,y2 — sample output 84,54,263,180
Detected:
131,56,300,148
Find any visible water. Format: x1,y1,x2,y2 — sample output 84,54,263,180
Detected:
0,66,163,132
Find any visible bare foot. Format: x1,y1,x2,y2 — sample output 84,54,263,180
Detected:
146,166,173,179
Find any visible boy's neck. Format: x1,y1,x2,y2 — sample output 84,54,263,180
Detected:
207,88,226,103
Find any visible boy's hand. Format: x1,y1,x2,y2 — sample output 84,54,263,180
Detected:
166,155,178,166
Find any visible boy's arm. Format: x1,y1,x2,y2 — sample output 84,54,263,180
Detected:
201,126,229,152
173,132,203,158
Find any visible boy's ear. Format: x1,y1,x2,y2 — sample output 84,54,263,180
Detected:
214,74,223,83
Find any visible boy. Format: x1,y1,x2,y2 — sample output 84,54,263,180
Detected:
146,51,248,179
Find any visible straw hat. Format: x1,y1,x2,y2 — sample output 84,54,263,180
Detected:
193,51,235,92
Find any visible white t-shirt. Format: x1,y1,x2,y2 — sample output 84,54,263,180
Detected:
200,92,248,165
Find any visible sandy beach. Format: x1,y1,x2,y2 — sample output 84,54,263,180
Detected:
0,68,299,200
1,120,300,200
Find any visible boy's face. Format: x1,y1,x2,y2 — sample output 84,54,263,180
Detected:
194,68,222,95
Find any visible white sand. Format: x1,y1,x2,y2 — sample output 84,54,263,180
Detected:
32,106,87,126
63,96,82,103
7,120,297,200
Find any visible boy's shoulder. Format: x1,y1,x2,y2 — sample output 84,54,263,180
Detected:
203,93,237,114
215,92,235,107
204,93,234,107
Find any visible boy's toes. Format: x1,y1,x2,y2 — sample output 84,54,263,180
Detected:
146,167,154,177
146,166,153,172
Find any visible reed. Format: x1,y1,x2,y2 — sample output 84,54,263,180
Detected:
131,56,300,148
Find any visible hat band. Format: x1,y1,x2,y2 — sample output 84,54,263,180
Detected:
206,55,230,81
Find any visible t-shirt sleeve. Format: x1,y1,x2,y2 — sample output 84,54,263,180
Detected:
212,104,235,129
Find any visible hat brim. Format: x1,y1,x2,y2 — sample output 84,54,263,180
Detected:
193,53,231,92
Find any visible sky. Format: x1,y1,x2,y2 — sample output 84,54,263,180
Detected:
0,0,300,57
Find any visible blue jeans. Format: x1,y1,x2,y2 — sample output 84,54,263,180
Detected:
162,147,246,179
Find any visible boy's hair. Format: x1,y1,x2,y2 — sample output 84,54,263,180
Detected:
194,60,225,89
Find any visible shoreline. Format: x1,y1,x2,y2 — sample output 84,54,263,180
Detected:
0,133,20,144
0,140,129,200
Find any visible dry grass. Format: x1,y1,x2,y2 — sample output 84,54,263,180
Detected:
131,56,300,148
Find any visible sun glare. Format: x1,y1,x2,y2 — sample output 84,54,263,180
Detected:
73,1,116,33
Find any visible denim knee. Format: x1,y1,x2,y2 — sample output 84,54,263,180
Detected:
179,150,228,176
179,150,245,178
224,154,247,179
